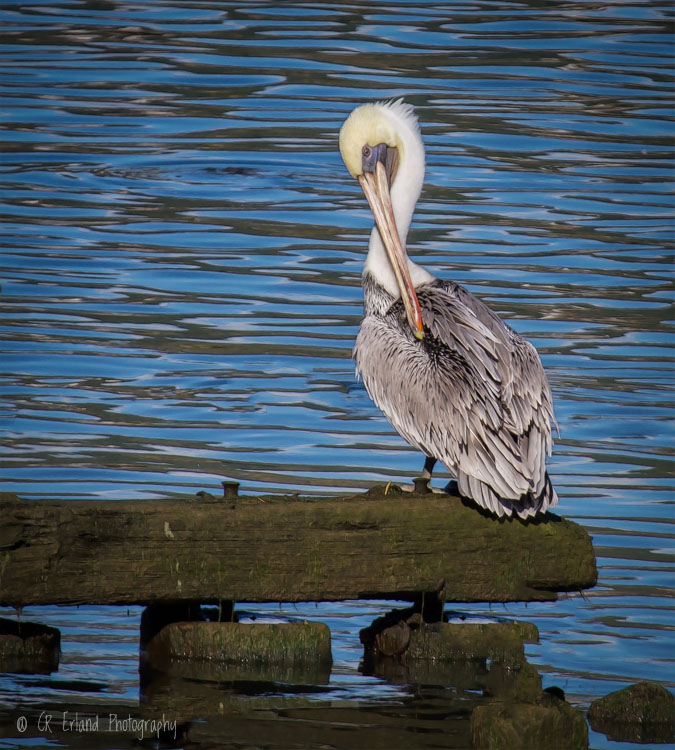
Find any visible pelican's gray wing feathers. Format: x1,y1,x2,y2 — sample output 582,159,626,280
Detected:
354,279,557,519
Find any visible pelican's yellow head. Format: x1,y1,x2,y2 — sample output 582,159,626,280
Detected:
339,102,401,178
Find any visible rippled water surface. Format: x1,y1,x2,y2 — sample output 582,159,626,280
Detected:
1,1,673,748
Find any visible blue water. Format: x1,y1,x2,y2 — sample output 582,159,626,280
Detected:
1,1,673,748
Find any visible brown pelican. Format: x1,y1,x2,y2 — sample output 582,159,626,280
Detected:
339,100,558,519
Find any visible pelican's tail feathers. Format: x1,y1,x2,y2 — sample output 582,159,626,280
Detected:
456,470,558,520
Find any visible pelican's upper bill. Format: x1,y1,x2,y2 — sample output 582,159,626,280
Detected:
338,99,420,179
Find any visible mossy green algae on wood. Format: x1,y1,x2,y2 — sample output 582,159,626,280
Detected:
0,489,597,606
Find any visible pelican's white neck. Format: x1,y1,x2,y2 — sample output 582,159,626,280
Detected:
362,101,434,295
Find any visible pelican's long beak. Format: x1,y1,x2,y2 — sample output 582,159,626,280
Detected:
358,162,424,340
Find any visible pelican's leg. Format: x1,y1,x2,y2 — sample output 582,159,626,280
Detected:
413,456,437,494
422,456,437,479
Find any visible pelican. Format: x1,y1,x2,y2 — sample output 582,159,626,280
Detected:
339,100,558,519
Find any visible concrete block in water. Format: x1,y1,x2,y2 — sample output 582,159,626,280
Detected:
470,693,589,749
146,621,332,671
362,612,538,665
362,611,542,699
0,617,60,674
588,681,675,744
406,620,538,668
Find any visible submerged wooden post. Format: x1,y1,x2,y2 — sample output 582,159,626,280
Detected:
0,487,596,607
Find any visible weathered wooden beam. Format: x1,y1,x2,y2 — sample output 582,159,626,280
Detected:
0,486,596,607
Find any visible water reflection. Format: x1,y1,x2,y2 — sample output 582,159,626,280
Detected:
0,1,673,747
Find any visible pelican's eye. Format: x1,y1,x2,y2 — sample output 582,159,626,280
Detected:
362,143,385,174
361,143,398,187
